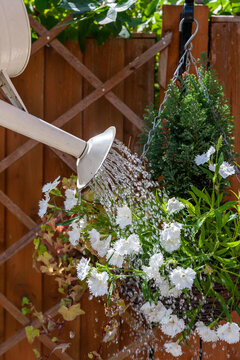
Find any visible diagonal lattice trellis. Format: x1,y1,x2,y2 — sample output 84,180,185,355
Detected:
0,14,172,359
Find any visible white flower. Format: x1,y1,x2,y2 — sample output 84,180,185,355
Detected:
116,205,132,229
69,221,81,246
170,266,196,290
87,268,109,297
164,342,182,357
219,161,235,178
77,258,91,281
166,198,185,215
195,321,218,342
217,322,240,344
209,163,216,172
142,253,164,283
160,222,182,253
113,234,141,256
156,276,181,298
149,252,164,268
42,176,61,193
38,192,50,218
209,161,235,179
89,229,111,257
161,314,185,337
194,146,215,166
140,301,172,324
64,189,78,210
125,234,141,255
106,248,125,268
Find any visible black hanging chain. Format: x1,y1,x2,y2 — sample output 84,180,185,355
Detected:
179,0,194,75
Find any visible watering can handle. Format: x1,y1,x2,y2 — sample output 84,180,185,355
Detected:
0,99,87,158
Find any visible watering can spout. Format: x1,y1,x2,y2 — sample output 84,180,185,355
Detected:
0,99,116,189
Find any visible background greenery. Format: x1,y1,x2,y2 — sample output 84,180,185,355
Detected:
24,0,240,51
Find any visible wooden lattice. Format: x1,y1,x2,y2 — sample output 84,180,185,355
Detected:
0,14,172,359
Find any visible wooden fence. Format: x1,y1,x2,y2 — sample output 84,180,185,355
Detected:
0,5,240,360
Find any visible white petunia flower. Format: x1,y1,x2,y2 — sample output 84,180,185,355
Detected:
77,258,90,281
89,229,111,257
140,301,172,325
87,268,109,297
156,276,181,298
116,205,132,229
69,221,81,246
219,161,235,178
42,176,61,193
170,266,196,290
113,234,141,256
217,322,240,344
38,192,50,218
164,342,182,357
209,163,216,172
107,249,124,268
194,146,216,166
160,222,182,253
209,161,235,179
106,248,125,268
142,253,164,283
64,189,78,210
195,321,218,342
166,198,185,215
125,234,141,254
161,314,185,337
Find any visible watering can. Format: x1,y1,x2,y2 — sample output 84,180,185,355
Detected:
0,0,116,189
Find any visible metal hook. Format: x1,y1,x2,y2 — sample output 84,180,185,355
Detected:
179,18,199,51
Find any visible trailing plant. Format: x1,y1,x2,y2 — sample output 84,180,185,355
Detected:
26,136,240,358
139,67,235,198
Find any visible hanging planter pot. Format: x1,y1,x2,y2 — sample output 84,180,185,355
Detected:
0,0,31,77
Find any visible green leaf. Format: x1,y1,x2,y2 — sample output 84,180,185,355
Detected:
22,307,31,316
35,0,49,12
60,0,97,15
191,186,211,206
144,0,160,17
236,305,240,317
214,209,222,232
33,238,40,250
115,0,136,12
218,201,237,212
25,326,40,344
118,25,131,38
33,348,41,359
98,8,117,25
22,296,30,306
107,280,115,307
225,240,240,248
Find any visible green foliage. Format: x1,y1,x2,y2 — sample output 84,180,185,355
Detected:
24,0,240,52
139,68,235,198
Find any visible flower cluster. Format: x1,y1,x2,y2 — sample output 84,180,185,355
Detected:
34,138,240,358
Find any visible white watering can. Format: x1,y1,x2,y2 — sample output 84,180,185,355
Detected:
0,0,116,189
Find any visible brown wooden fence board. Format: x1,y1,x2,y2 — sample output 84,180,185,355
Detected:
123,37,155,151
210,18,240,199
0,121,5,351
4,49,44,360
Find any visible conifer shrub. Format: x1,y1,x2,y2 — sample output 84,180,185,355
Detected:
139,68,235,198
